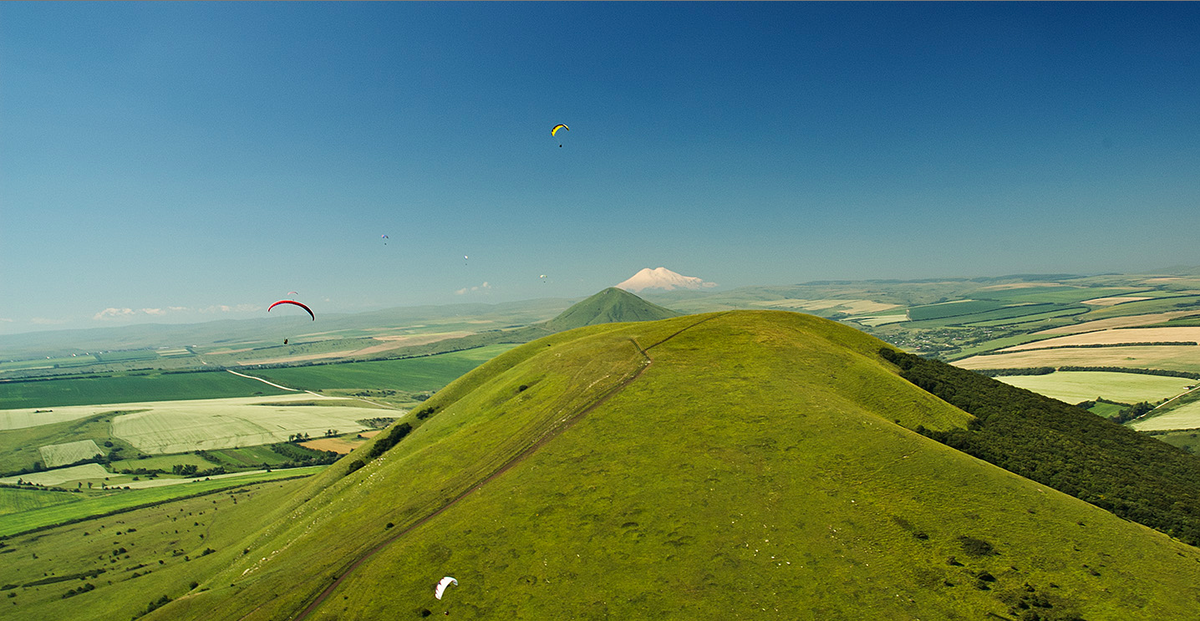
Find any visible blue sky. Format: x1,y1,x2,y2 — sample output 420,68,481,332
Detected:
2,2,1197,333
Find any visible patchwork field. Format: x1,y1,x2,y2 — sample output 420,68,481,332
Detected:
0,463,111,486
0,369,294,410
955,346,1200,374
1036,311,1200,335
108,397,384,454
38,440,104,468
1000,327,1200,351
750,298,900,314
995,372,1195,405
0,467,320,538
248,344,516,392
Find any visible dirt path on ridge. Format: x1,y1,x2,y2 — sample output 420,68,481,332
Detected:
290,313,727,621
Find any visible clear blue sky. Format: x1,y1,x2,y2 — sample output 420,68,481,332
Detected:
2,2,1197,333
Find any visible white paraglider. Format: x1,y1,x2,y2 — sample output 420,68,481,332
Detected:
434,576,458,600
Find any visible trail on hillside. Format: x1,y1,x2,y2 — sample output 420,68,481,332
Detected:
291,313,726,621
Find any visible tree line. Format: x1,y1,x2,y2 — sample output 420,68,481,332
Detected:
880,347,1200,546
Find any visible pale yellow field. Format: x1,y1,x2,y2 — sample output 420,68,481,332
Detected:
0,463,110,486
978,282,1062,290
110,397,382,454
1130,400,1200,431
856,315,911,327
1081,296,1152,306
954,345,1200,374
0,393,328,431
1036,311,1198,335
1001,327,1200,351
39,440,103,468
995,372,1195,405
750,298,900,314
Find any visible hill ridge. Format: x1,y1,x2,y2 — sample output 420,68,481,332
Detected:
130,311,1200,621
295,313,727,618
542,287,681,331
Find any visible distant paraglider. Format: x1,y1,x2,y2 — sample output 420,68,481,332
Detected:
552,123,568,147
434,576,458,600
268,299,315,321
382,234,389,245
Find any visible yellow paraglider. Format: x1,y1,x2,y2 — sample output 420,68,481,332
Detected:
552,124,569,147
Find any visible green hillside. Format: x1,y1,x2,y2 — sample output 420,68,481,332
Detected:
542,287,682,331
7,311,1200,620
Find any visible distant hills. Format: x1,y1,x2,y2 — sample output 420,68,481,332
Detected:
542,287,681,331
135,311,1200,620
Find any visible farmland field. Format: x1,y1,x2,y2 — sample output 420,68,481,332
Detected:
0,463,111,486
1000,327,1200,351
974,286,1147,304
108,396,385,454
248,343,516,392
954,346,1200,374
0,369,294,410
1078,295,1200,321
907,299,1007,321
1130,399,1200,432
0,486,82,517
994,372,1195,405
39,440,103,468
109,452,215,473
0,466,323,538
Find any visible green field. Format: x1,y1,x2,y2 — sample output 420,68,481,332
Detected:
0,412,140,478
1088,401,1127,419
110,453,217,474
249,344,516,392
1130,390,1200,432
994,371,1195,405
203,446,294,468
955,345,1200,375
965,306,1089,327
0,370,293,410
907,299,1007,321
975,286,1146,304
0,466,324,538
1079,294,1200,321
0,486,84,517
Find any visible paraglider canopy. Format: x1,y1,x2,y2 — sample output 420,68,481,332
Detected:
268,299,315,321
434,576,458,600
551,124,568,137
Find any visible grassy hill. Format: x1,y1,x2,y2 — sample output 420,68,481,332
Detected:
6,311,1200,620
542,287,682,332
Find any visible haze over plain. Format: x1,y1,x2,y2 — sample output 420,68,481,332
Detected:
1,3,1198,334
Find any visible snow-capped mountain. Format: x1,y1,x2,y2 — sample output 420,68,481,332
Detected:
615,267,717,293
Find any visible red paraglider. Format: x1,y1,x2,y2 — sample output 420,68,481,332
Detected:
268,299,315,321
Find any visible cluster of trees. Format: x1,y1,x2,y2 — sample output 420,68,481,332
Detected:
880,347,1200,547
366,423,412,459
170,464,226,477
269,442,339,467
975,367,1056,377
1076,398,1157,424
